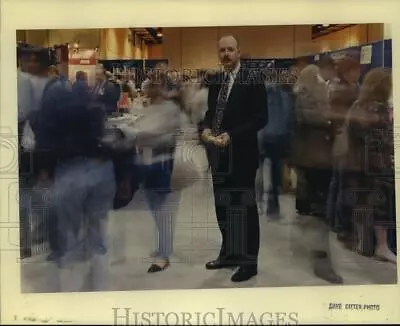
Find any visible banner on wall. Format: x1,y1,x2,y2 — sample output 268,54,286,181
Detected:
360,44,373,64
68,49,97,87
69,49,97,65
305,40,393,81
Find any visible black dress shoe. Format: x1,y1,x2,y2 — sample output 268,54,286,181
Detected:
205,258,238,270
231,266,258,282
148,260,170,273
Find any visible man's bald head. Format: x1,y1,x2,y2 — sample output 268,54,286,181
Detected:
218,35,240,71
218,35,240,49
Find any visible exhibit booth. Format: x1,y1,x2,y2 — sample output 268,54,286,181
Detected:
68,48,98,87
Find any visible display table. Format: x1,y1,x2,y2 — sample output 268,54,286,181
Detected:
105,113,141,128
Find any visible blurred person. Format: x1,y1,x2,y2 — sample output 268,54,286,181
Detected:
154,62,182,102
180,70,209,124
290,57,309,79
18,46,53,123
292,65,333,217
105,70,114,81
257,73,295,219
329,56,360,128
48,65,70,86
32,74,116,291
72,71,90,100
337,68,395,262
119,79,181,272
92,65,121,115
318,55,338,91
115,74,123,86
291,64,343,284
201,35,268,282
141,70,152,90
74,70,88,84
191,71,212,126
17,45,56,258
48,65,60,78
326,56,360,244
194,71,216,174
126,74,137,99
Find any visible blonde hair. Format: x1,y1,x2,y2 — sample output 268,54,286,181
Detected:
295,64,319,89
358,68,392,105
294,64,328,100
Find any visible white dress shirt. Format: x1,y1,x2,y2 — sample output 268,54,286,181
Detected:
224,62,241,99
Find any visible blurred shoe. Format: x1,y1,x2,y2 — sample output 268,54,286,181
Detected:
312,250,343,284
257,203,266,217
375,247,397,264
46,251,64,262
231,265,257,282
266,201,281,220
206,258,238,270
148,258,170,273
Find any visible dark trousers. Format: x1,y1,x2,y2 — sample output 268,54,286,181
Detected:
211,157,260,266
295,167,331,217
262,137,287,207
48,207,62,254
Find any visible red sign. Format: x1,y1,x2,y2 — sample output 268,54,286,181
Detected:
69,49,97,65
118,92,129,110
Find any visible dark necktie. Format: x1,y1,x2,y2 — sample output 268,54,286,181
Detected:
212,73,231,136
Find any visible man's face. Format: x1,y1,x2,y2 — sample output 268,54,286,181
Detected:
218,36,240,71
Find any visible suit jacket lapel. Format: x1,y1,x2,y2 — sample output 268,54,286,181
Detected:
213,67,243,110
225,68,243,109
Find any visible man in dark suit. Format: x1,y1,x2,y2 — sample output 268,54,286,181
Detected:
201,35,268,282
92,65,121,115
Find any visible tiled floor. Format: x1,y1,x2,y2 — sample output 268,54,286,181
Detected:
20,127,397,293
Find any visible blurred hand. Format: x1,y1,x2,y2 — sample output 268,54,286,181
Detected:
201,128,214,143
215,132,230,147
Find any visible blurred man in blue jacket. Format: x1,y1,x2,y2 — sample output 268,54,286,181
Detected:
32,77,116,291
258,77,295,219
